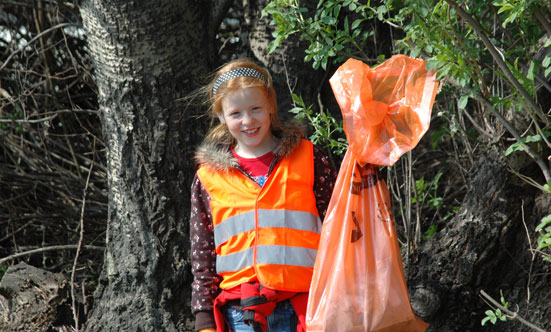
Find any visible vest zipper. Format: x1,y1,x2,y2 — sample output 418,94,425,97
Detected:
236,156,281,188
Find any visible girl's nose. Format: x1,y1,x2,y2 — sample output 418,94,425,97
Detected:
242,111,254,125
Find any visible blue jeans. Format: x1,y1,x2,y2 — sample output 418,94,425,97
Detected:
225,300,298,332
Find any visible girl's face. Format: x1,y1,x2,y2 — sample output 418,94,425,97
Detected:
218,87,276,158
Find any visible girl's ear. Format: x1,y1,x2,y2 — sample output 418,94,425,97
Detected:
217,112,225,124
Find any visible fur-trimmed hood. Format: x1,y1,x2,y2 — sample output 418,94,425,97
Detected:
195,123,305,172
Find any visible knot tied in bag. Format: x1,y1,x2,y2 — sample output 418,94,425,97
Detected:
330,55,439,166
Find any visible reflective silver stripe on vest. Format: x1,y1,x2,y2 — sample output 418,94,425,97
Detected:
216,247,255,273
214,210,256,247
216,245,317,273
258,210,322,233
257,245,317,266
214,209,321,247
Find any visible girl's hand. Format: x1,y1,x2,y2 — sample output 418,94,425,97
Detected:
198,329,216,332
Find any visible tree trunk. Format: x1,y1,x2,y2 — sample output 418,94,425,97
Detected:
408,150,551,331
79,0,218,330
241,0,328,120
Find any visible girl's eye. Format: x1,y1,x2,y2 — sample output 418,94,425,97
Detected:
229,111,240,117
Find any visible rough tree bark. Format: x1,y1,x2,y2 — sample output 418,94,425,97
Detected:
78,0,229,330
408,150,551,332
0,262,72,331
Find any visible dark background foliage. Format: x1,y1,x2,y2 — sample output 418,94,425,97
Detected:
1,0,104,292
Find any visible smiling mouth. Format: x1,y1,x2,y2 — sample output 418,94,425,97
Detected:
242,128,260,136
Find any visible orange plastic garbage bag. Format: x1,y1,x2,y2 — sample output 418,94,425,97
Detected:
306,55,438,332
329,55,438,166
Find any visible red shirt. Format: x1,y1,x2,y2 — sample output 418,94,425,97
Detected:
231,148,275,186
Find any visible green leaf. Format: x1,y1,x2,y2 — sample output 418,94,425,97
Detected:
535,214,551,232
484,310,497,325
321,16,337,25
496,4,514,14
351,18,363,30
425,59,439,71
343,15,349,34
333,4,341,17
291,93,302,104
495,308,503,318
377,5,387,20
267,35,283,54
313,57,321,70
438,63,452,79
527,61,535,80
458,95,469,109
428,197,443,208
505,142,526,156
410,47,421,58
525,134,542,143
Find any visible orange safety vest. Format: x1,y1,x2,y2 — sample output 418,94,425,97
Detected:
196,139,321,292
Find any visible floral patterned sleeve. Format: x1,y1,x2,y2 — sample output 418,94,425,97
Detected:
313,145,337,220
190,174,220,331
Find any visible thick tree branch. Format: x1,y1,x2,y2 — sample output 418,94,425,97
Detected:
208,0,233,60
211,0,233,35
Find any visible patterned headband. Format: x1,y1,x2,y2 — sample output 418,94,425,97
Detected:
212,67,267,96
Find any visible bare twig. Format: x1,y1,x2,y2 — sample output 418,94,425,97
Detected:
405,151,413,263
71,138,96,332
0,115,58,123
0,219,35,243
520,200,536,306
0,23,73,72
459,107,495,140
0,245,104,266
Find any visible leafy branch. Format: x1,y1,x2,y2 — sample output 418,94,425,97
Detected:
480,290,549,332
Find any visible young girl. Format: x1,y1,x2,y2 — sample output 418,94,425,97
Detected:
190,58,336,332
